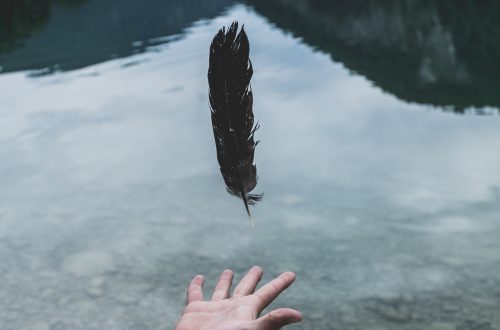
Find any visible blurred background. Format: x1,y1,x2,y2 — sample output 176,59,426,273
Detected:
1,1,499,329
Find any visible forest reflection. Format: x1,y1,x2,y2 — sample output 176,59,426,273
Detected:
1,0,499,113
246,0,500,112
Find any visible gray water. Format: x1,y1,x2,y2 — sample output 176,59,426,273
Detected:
1,2,500,330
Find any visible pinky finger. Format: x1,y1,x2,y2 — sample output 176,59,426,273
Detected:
255,308,302,330
187,275,204,304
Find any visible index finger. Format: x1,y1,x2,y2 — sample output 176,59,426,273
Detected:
252,272,296,312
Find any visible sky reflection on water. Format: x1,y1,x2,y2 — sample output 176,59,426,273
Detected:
1,3,500,330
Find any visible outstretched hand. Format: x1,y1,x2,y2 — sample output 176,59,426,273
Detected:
175,266,302,330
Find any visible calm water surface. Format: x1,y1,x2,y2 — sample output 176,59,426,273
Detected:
1,2,500,330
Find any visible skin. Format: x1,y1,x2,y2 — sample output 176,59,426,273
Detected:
175,266,302,330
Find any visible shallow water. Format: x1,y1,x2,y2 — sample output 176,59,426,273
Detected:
1,2,500,330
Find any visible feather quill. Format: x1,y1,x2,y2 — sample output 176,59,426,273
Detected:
208,21,262,225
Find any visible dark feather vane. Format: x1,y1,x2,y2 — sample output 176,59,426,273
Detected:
208,21,262,224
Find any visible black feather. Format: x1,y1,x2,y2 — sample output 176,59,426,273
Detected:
208,21,263,222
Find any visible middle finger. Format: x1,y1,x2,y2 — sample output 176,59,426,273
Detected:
212,269,234,301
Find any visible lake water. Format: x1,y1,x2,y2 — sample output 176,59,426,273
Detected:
1,1,500,330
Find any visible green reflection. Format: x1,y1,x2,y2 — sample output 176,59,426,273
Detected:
0,0,83,53
0,0,50,54
245,0,500,112
0,0,234,73
1,0,499,113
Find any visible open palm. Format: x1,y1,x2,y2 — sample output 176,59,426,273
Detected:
175,266,302,330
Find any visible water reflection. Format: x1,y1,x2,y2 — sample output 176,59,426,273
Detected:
0,0,81,56
1,3,500,330
2,0,500,113
0,0,233,74
244,0,500,113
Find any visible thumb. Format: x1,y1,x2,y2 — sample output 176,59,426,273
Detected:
254,308,302,330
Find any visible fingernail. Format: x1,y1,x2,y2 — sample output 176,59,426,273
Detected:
251,265,263,273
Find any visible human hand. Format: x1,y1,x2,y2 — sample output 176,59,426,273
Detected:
175,266,302,330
